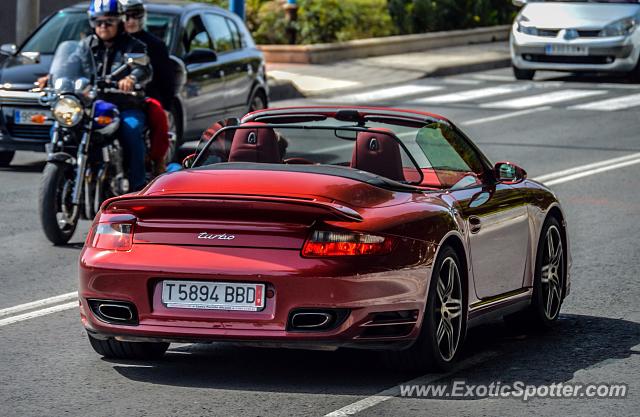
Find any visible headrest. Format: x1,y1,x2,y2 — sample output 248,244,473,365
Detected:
228,122,281,163
351,129,405,182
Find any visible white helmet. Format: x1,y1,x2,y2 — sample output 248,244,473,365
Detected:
120,0,146,17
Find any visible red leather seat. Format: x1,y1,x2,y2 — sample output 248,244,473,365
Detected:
228,122,281,163
351,129,405,182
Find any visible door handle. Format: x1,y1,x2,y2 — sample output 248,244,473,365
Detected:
468,216,482,234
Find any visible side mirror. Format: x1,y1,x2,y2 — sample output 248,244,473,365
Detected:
494,161,527,184
0,43,17,56
124,53,150,67
512,0,528,7
182,153,197,169
183,48,217,65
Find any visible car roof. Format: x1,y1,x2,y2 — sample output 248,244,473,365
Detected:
243,106,450,124
69,1,225,15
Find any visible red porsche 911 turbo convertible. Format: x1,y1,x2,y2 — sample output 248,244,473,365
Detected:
79,106,570,370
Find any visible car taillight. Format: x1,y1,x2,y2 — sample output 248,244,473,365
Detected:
302,231,394,257
87,222,135,251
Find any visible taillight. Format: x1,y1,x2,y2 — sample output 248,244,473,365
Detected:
87,222,135,251
302,231,394,257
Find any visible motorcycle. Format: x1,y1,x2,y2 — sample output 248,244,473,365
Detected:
38,40,174,245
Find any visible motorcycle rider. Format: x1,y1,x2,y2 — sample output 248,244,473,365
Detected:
87,0,152,191
120,0,173,174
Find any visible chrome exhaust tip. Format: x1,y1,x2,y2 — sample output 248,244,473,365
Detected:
291,312,333,329
97,303,134,322
287,309,349,332
88,299,138,325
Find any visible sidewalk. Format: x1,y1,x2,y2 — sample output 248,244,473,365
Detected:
267,42,510,101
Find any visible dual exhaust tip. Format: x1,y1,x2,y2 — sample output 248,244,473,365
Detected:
287,309,349,332
88,300,347,331
88,299,138,325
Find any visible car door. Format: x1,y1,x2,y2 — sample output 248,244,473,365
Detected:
202,13,253,117
178,14,226,139
416,123,530,299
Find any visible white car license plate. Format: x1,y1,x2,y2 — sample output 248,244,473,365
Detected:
545,44,589,56
161,280,265,311
14,109,53,125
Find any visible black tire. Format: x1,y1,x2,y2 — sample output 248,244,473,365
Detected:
39,162,78,245
88,333,169,360
0,150,15,167
248,89,267,113
505,216,565,329
513,65,535,81
628,59,640,83
385,246,467,372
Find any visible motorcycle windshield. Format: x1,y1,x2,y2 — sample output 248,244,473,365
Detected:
49,40,95,93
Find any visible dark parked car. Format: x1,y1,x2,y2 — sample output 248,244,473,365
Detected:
0,0,268,166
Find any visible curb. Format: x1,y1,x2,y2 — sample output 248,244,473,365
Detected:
260,25,510,65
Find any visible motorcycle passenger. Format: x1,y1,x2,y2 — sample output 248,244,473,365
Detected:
121,0,173,174
87,0,152,191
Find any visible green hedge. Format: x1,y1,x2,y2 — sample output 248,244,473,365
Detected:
196,0,516,45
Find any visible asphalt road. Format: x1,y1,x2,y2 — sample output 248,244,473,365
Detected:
1,67,639,417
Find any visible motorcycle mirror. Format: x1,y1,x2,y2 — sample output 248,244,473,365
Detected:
124,53,149,67
20,52,40,63
0,43,17,56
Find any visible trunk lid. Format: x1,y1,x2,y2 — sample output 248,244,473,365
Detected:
106,168,411,248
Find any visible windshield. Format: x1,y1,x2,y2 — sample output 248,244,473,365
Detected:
194,115,489,190
21,11,177,54
49,41,95,92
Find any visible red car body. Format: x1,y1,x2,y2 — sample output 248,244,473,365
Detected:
79,106,571,366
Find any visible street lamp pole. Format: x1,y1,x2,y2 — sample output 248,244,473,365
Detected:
229,0,245,20
16,0,40,45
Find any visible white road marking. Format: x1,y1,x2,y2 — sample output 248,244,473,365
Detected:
324,351,497,417
569,92,640,111
534,152,640,182
0,291,77,318
535,155,640,186
471,73,518,82
268,70,361,92
414,84,531,104
441,77,482,85
0,301,77,327
461,106,551,126
329,85,443,103
482,89,607,109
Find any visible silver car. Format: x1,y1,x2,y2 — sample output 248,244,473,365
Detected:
510,0,640,80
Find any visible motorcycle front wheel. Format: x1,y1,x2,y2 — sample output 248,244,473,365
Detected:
39,162,79,245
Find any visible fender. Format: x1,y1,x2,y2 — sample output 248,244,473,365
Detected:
46,152,76,165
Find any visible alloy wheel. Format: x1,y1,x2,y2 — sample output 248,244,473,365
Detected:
435,257,463,362
540,225,564,320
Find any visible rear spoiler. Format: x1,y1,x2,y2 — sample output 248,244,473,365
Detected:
101,194,363,223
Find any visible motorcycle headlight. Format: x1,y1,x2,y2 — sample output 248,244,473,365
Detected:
600,17,637,37
53,96,83,127
516,15,538,36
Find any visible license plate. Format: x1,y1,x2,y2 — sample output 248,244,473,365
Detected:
545,44,589,56
14,109,52,125
161,280,265,311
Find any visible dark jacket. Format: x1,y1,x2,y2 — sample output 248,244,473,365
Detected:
82,30,152,110
132,30,175,110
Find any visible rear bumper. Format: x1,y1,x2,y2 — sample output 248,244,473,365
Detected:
79,243,436,349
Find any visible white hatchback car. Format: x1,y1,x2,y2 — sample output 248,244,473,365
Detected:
510,0,640,80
